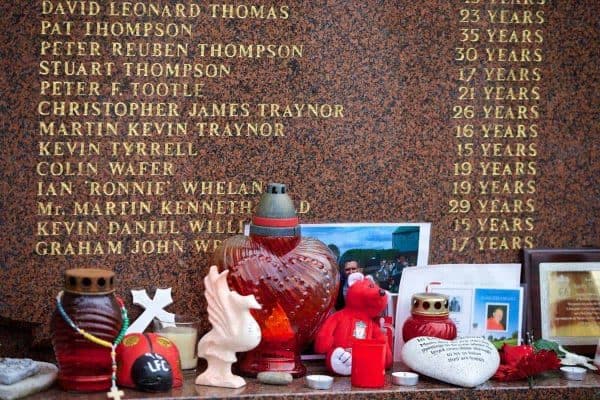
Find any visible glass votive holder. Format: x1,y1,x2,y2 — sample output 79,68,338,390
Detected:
351,339,386,388
153,315,200,370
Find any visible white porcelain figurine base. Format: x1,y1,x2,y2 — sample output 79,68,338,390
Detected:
195,266,262,389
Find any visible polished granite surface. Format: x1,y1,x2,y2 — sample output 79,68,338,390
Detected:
26,363,600,400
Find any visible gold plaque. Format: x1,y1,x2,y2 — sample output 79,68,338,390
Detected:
540,262,600,345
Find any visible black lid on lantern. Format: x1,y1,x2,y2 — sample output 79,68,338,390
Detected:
249,183,301,237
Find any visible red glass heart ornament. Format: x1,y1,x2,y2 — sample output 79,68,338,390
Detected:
213,183,339,377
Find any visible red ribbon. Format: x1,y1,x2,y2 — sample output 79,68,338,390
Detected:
252,216,299,227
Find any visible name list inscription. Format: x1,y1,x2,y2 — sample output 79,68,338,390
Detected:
36,1,337,256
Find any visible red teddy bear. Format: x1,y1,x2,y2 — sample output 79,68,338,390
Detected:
315,272,393,375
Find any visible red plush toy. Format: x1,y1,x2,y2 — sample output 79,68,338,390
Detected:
315,272,393,375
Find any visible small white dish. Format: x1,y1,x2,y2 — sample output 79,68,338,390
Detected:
560,366,587,381
391,371,419,386
306,374,334,390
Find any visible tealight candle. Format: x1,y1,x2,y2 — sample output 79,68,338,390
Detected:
560,366,587,381
306,375,333,390
154,315,199,370
392,371,419,386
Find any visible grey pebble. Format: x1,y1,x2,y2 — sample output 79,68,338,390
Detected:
0,359,39,386
257,371,293,385
0,361,57,400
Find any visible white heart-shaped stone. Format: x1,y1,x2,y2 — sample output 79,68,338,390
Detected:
402,336,500,388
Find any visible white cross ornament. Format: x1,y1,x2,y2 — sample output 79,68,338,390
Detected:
126,288,175,334
107,386,124,400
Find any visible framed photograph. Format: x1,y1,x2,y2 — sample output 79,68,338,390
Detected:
522,248,600,355
300,222,431,319
297,222,431,361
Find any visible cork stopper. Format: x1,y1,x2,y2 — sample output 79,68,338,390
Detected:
64,268,115,295
410,293,449,316
249,183,301,237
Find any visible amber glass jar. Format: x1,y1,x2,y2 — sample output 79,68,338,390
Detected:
213,183,339,377
51,269,122,392
402,293,457,342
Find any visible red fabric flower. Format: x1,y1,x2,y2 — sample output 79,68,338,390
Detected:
494,364,526,381
519,350,561,377
493,344,561,382
499,344,534,366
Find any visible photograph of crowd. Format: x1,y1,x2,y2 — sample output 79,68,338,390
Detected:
301,223,431,310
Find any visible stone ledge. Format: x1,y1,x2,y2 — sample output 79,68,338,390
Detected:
24,367,600,400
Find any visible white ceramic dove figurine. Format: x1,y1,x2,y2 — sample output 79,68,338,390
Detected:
195,265,262,388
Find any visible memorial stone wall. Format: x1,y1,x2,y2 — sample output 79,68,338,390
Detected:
0,0,597,347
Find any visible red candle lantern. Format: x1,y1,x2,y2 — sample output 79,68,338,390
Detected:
402,293,457,342
213,183,339,377
51,269,124,392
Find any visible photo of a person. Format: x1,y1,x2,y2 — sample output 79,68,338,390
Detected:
342,260,362,298
335,259,363,309
486,304,508,331
449,296,461,313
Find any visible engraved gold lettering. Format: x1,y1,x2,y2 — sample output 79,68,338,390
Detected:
35,240,122,256
73,201,152,216
131,239,184,254
193,239,222,253
208,4,289,19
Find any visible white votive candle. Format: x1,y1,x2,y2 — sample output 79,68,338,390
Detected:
157,326,198,370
